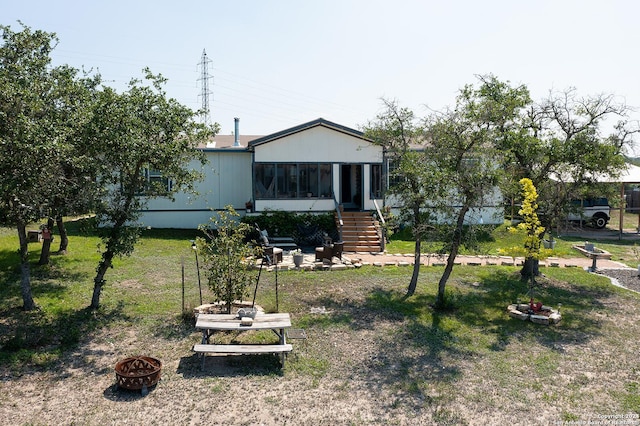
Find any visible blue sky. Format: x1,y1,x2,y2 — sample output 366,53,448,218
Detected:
4,0,639,139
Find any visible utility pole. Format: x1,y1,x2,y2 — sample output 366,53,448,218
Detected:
197,49,213,125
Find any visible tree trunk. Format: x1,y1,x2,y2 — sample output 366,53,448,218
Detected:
520,257,540,278
17,222,37,311
90,185,137,310
437,252,457,309
406,237,422,298
38,217,55,265
56,214,68,254
90,250,114,310
405,204,423,298
436,205,469,309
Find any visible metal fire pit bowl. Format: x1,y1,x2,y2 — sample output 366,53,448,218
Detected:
115,356,162,394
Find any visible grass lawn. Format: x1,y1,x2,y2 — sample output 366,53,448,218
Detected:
1,219,640,424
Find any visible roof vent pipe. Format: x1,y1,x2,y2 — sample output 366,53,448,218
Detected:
234,117,240,147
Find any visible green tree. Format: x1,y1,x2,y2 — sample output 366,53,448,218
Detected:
364,77,529,306
37,65,100,264
445,75,634,277
0,24,62,310
87,69,215,310
198,206,257,313
363,99,440,297
425,77,524,308
495,84,636,236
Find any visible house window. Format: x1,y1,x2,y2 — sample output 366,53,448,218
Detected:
387,159,403,189
137,168,172,195
370,164,383,198
254,163,332,199
148,169,171,190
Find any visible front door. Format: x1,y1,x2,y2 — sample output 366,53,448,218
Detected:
340,164,362,210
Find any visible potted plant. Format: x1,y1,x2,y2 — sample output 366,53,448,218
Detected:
542,233,556,249
291,248,304,267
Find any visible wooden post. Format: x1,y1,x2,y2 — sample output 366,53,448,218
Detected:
275,262,279,313
195,247,202,305
620,182,625,240
181,256,185,314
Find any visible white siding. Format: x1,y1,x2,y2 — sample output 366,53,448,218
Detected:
385,187,504,225
139,150,252,229
254,126,382,163
361,164,384,211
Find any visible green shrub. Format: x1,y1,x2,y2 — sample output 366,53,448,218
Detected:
199,206,257,313
243,210,337,243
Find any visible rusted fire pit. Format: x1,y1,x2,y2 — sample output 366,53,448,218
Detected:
114,356,162,395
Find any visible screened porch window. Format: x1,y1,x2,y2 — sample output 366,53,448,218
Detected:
319,164,332,198
254,163,275,198
254,163,332,199
277,164,297,198
298,163,319,197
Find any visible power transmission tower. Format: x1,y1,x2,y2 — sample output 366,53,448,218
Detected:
197,49,213,125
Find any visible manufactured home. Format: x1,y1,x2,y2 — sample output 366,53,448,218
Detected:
139,118,502,251
140,118,383,218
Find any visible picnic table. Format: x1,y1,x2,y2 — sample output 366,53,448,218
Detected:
193,312,293,369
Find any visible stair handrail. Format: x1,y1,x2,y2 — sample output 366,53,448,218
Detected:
372,199,385,226
333,192,343,242
372,199,386,252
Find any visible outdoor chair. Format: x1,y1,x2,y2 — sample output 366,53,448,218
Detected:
264,246,283,264
255,224,298,250
315,241,344,262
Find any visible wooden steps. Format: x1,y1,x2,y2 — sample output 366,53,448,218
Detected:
337,211,382,252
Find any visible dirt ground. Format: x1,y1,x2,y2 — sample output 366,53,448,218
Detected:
1,259,639,425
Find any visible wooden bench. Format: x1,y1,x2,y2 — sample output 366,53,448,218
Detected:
193,343,293,369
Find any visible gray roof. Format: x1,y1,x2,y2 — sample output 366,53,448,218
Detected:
199,134,262,150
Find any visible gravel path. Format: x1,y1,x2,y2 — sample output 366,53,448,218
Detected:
597,267,640,293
